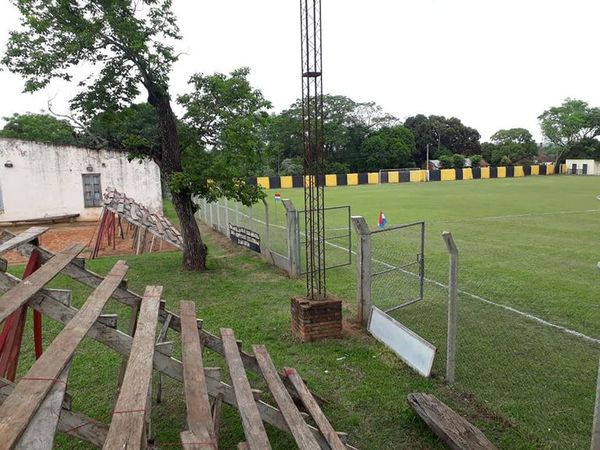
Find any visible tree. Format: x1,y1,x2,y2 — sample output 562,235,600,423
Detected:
438,154,453,169
3,0,262,270
487,128,538,165
404,114,481,165
0,113,76,145
538,98,600,164
452,153,465,169
361,126,416,171
470,154,483,167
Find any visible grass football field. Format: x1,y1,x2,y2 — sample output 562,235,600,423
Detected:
8,175,600,449
264,175,600,449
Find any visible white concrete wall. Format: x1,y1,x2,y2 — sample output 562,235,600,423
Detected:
565,159,599,175
0,138,162,222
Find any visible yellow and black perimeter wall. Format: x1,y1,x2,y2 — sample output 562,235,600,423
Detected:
248,164,563,190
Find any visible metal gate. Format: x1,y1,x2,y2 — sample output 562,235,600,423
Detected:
353,217,425,324
370,221,425,314
297,205,352,274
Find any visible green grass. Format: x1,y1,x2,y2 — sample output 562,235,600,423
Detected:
8,175,600,449
261,175,600,449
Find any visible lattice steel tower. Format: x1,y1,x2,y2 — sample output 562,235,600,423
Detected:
300,0,326,299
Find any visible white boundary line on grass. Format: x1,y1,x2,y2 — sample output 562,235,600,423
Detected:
324,239,600,346
219,201,600,345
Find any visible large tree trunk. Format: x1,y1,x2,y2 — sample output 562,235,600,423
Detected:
148,84,208,270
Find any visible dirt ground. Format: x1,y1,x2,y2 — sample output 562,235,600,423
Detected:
2,221,179,264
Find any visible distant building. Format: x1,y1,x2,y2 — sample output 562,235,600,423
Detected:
564,159,600,175
0,138,162,223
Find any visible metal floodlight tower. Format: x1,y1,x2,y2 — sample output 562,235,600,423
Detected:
300,0,326,300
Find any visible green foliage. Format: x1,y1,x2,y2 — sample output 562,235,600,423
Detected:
361,126,416,171
404,114,481,164
470,154,483,167
279,158,304,176
174,68,271,205
499,155,512,166
452,153,465,168
438,154,453,168
487,128,538,165
264,95,398,173
3,0,180,120
84,104,161,158
0,113,76,145
538,98,600,164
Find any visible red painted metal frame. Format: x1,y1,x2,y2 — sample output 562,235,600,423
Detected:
0,248,42,381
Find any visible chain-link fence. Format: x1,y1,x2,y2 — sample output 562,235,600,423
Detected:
195,196,292,274
352,214,600,449
298,205,352,274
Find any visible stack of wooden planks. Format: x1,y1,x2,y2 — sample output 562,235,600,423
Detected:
0,228,356,449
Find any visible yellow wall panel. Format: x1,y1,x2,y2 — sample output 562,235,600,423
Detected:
462,168,473,180
325,174,337,187
497,166,506,178
547,164,555,175
441,169,456,181
368,172,379,184
514,166,524,177
531,165,539,176
410,170,426,182
388,171,399,183
347,173,358,185
480,167,490,179
257,177,270,189
280,176,293,188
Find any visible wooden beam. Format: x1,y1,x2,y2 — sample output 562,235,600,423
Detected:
407,393,497,450
180,301,217,450
285,367,346,450
221,328,271,450
0,227,48,256
253,346,319,450
25,288,353,450
0,243,84,324
0,270,354,450
0,375,108,448
103,286,162,450
15,363,70,450
0,260,128,449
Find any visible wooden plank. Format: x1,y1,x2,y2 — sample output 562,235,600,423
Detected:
0,260,128,449
237,443,249,450
103,286,162,450
0,243,84,324
0,268,353,449
15,363,70,450
221,328,271,450
407,393,498,450
285,367,346,450
253,346,319,450
0,270,353,450
0,227,48,255
0,375,109,448
180,301,217,450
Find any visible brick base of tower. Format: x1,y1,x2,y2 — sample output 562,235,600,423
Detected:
290,295,342,342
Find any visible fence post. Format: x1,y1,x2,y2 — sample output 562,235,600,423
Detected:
442,231,459,384
224,198,230,230
352,216,371,327
282,199,301,278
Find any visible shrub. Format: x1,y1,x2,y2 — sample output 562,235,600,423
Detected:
452,153,466,169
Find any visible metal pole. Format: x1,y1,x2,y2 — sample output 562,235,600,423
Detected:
426,143,430,182
442,231,458,384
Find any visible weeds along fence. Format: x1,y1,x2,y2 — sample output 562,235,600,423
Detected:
350,215,600,449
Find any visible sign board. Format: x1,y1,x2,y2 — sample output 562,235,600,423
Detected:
368,306,436,377
228,224,261,253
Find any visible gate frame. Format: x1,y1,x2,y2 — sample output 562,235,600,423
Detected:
351,216,425,327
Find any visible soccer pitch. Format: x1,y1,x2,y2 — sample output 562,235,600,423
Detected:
268,175,600,448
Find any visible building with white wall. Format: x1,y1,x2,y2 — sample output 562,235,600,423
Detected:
0,138,162,223
565,159,600,175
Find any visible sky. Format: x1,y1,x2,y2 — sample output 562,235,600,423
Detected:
0,0,599,141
